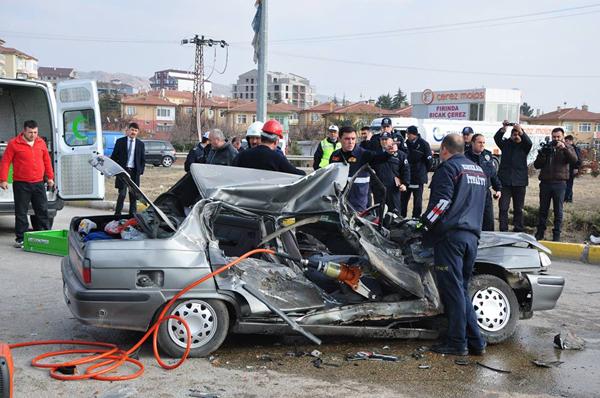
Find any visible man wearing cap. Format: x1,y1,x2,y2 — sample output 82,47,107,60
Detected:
368,117,392,153
401,125,433,218
329,126,391,212
313,125,341,170
462,127,474,152
372,132,410,213
233,119,305,175
185,131,211,172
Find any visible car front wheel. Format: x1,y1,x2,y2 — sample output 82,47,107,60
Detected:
157,298,229,358
469,274,519,344
161,156,173,167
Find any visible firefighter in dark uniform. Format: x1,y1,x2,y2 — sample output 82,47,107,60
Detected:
312,125,341,170
233,119,305,175
465,133,502,231
372,132,410,213
329,126,390,212
401,126,433,218
421,134,487,356
368,117,407,153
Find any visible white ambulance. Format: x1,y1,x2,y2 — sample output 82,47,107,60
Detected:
0,77,104,227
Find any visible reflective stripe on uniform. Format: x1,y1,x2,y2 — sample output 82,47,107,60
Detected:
426,199,450,223
349,176,371,184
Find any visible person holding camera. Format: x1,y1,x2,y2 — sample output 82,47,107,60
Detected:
494,121,532,232
533,128,578,242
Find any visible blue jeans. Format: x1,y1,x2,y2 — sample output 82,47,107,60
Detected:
434,230,485,350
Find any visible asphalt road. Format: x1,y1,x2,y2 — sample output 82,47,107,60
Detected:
0,206,598,398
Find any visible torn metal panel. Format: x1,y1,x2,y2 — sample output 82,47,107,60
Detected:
216,257,326,312
296,298,439,325
479,231,551,254
359,237,425,298
190,163,349,215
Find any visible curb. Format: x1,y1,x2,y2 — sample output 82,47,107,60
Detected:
539,240,600,264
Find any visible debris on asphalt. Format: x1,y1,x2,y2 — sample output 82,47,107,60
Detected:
207,355,221,367
382,345,390,350
257,354,273,362
285,349,307,357
418,364,431,369
189,391,219,398
554,329,586,350
454,358,470,366
411,346,427,360
345,351,399,362
312,357,340,368
476,361,511,374
532,359,564,368
310,349,322,358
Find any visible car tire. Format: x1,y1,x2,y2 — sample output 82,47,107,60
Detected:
161,156,173,167
469,274,519,344
157,298,229,358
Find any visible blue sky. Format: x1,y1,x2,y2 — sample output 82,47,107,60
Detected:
2,0,599,113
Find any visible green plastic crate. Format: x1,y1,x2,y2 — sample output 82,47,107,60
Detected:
23,229,69,256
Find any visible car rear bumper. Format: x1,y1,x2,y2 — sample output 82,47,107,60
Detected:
61,256,164,332
526,273,565,311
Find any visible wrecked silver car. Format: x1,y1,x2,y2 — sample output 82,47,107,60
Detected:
61,156,565,357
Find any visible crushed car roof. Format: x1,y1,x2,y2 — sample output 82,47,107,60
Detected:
190,163,349,215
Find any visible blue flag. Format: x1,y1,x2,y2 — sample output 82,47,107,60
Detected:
251,0,262,63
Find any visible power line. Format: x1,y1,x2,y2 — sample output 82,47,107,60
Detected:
258,49,600,79
231,3,600,44
1,3,598,45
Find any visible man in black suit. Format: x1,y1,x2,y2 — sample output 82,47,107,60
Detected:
110,122,145,216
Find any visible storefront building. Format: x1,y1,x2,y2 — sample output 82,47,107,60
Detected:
411,88,521,123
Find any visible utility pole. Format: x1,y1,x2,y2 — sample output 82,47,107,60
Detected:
181,35,228,142
256,0,268,122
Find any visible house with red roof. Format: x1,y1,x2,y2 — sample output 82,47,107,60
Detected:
525,105,600,143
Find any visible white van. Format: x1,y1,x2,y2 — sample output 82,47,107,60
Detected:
0,78,104,227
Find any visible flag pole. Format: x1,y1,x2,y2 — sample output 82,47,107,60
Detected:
256,0,268,122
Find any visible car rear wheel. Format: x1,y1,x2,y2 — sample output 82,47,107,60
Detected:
157,298,229,358
161,156,173,167
469,274,518,344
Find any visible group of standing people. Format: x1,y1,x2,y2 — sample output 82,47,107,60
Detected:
312,118,432,216
184,119,305,176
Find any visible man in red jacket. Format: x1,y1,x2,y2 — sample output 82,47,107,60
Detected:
0,120,54,248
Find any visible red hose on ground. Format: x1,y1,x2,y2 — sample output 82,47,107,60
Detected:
8,248,274,382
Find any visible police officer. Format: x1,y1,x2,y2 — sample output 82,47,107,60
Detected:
465,133,502,231
462,126,474,152
401,126,433,218
421,134,487,356
233,119,305,175
313,125,341,170
329,126,390,212
372,132,410,213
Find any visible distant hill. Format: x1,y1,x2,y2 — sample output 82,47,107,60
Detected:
76,70,150,91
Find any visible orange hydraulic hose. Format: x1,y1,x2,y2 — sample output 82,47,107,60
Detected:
8,248,274,382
